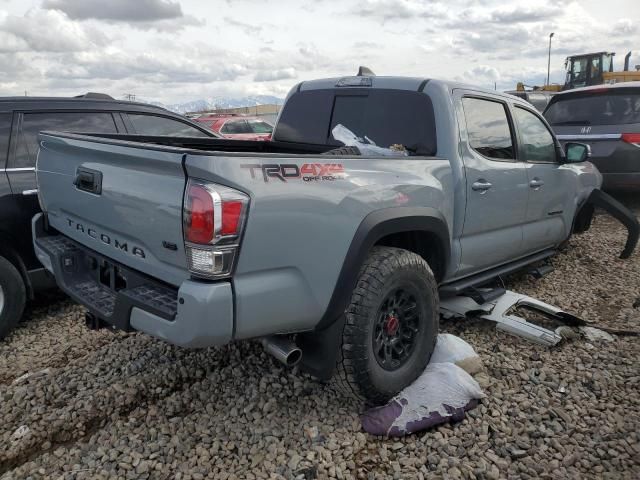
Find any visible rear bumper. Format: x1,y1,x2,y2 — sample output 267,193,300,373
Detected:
32,213,233,348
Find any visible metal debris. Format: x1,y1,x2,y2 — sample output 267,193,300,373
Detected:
440,289,586,346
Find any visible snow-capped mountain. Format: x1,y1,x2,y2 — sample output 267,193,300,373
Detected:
151,95,284,114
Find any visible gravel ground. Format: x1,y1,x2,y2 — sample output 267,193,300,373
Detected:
1,198,639,480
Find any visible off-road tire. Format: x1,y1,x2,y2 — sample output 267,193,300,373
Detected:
0,256,26,340
322,146,361,156
334,246,439,405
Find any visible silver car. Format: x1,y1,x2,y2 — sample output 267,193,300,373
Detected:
544,82,640,191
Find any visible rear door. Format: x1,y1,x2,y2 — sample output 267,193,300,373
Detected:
456,94,529,276
512,105,576,252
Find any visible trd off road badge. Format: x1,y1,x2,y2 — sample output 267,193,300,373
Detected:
240,163,345,182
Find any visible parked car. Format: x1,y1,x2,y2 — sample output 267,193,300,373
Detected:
32,77,638,403
0,93,219,339
544,82,640,190
193,114,273,141
504,90,556,112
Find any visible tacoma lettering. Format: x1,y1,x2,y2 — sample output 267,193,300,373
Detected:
66,218,146,258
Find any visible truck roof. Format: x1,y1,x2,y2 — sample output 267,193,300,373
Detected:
297,75,525,102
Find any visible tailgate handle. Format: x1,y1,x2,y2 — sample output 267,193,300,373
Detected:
74,168,102,195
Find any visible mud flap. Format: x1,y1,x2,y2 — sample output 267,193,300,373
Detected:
587,189,639,259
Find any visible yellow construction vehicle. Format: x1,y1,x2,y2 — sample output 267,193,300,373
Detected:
564,51,640,89
516,51,639,93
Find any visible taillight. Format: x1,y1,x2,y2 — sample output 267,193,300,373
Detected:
184,184,215,244
183,179,249,278
621,133,640,147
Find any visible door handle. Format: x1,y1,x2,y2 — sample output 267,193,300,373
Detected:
472,180,493,193
74,167,102,194
529,178,545,189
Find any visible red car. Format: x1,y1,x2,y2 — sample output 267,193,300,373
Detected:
193,114,273,141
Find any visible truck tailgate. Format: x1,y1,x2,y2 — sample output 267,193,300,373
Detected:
36,133,188,286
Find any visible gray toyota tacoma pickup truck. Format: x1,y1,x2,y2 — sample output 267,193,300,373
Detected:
32,75,638,403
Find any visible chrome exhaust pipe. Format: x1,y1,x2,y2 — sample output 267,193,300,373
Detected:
261,336,302,367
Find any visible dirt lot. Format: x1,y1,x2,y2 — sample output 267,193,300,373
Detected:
1,198,639,480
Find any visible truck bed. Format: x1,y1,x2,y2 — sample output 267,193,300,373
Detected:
75,132,341,155
34,130,452,344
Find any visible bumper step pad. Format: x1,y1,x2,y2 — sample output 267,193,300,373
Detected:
36,234,178,329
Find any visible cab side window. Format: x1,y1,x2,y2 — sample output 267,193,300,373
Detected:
462,97,515,161
513,107,557,163
12,112,118,168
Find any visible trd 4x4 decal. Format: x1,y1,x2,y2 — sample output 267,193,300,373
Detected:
241,163,345,182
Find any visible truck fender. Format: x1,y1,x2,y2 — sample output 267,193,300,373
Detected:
297,207,450,380
587,189,639,259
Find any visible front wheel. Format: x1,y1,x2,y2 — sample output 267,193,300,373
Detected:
335,246,439,404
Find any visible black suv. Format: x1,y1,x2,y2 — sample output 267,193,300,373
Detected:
0,94,218,338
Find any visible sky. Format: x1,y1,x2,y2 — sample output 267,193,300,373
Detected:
0,0,638,104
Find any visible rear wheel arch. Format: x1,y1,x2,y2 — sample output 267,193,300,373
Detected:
298,208,450,380
320,207,449,329
374,229,447,282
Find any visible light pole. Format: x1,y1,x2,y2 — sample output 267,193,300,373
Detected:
547,32,554,86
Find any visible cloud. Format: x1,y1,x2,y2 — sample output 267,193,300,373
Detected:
0,52,40,82
42,0,203,30
456,65,501,85
254,68,297,82
613,19,635,37
43,0,180,22
224,16,262,36
0,8,107,52
355,0,443,22
490,5,561,23
49,50,250,84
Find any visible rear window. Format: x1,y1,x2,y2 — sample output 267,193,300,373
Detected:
275,89,437,155
544,89,640,126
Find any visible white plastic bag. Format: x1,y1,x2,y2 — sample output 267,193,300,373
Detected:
391,362,485,425
430,334,483,374
361,362,485,436
331,124,407,157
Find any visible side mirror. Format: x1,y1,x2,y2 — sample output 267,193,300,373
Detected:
564,142,591,163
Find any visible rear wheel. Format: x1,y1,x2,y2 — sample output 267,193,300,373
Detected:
0,256,27,340
334,246,439,404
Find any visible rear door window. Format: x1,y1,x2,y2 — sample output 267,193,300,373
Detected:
127,113,209,137
461,97,515,161
12,112,118,168
544,90,640,126
0,113,12,168
275,89,437,154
